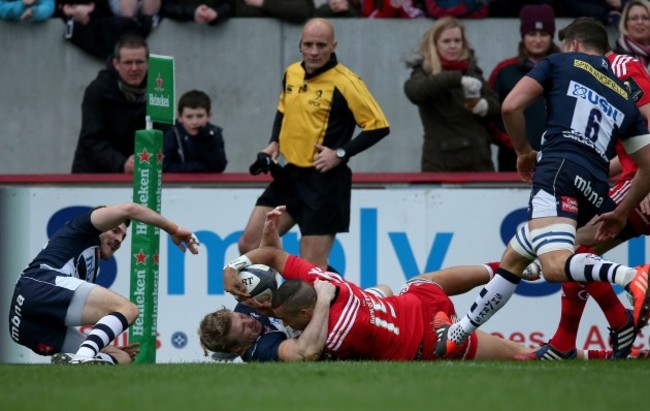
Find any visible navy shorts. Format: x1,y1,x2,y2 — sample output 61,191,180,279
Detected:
528,156,617,228
256,164,352,235
8,271,89,356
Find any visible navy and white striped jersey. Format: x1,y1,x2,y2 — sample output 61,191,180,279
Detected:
23,211,102,283
235,303,291,362
527,52,649,181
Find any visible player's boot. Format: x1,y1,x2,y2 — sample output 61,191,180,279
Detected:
433,311,462,359
626,264,650,329
69,356,113,365
609,309,637,359
628,348,650,359
51,353,74,365
514,343,576,360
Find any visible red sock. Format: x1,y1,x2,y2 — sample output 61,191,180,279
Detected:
575,245,594,254
585,349,612,360
584,282,628,329
549,282,587,352
485,261,500,277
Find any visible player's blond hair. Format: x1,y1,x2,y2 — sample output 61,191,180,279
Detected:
198,306,234,355
419,17,471,75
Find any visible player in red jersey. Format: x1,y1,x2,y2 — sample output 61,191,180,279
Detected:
222,206,533,361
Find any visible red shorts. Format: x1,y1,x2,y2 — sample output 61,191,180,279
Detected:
610,180,650,237
400,279,478,360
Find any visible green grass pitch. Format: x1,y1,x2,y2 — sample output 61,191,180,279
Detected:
1,361,648,411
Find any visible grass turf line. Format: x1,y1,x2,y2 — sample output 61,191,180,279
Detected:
1,361,647,411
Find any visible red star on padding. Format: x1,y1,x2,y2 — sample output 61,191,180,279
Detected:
138,148,151,164
156,73,163,90
134,250,148,265
153,253,160,265
156,150,164,164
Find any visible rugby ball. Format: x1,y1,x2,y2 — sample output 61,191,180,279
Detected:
238,264,279,302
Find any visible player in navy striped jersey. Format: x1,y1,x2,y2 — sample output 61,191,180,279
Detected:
435,18,650,359
8,203,199,364
516,48,650,360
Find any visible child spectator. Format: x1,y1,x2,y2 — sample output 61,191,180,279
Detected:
163,90,227,173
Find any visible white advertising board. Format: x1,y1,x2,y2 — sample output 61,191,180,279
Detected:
1,186,648,363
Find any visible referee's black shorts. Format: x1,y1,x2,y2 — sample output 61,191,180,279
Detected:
256,163,351,235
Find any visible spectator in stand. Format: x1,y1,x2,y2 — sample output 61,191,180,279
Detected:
361,0,426,18
404,16,499,172
108,0,160,18
233,0,313,23
163,90,227,173
614,0,650,71
55,0,158,60
564,0,624,26
425,0,489,19
0,0,54,22
488,1,558,17
314,0,359,17
159,0,232,24
71,34,165,173
488,4,560,171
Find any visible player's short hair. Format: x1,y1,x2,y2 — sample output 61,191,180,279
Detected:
271,280,316,314
198,306,235,355
558,17,610,54
178,90,211,114
113,34,149,61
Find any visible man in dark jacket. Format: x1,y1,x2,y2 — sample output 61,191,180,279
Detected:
71,34,163,173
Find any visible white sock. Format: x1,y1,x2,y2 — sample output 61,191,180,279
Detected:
566,253,634,287
74,312,128,359
449,271,520,344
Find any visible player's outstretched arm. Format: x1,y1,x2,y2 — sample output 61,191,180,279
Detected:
277,280,336,361
260,206,285,249
90,203,199,254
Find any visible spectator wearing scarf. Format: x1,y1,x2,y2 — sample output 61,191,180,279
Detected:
404,16,499,172
615,0,650,72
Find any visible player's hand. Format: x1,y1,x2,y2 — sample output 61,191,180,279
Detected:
639,192,650,216
516,150,537,184
592,210,626,241
264,205,285,231
314,279,336,303
116,343,141,361
223,267,251,300
169,226,200,254
313,144,340,173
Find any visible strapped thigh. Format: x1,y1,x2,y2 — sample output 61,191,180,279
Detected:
530,223,576,256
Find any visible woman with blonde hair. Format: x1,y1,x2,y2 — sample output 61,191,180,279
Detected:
404,16,499,172
614,0,650,71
